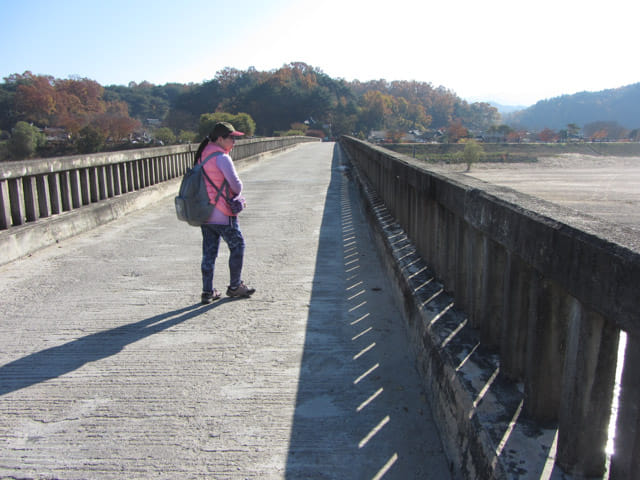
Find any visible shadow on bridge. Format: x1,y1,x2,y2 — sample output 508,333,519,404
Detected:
0,300,237,397
284,145,449,479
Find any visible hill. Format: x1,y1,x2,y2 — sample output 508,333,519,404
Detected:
488,102,529,115
505,83,640,130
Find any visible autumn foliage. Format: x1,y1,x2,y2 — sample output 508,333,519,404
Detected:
7,71,140,140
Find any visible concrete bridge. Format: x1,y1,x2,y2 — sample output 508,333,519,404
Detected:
1,138,638,479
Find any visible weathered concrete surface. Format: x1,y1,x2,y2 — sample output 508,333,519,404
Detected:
0,143,451,479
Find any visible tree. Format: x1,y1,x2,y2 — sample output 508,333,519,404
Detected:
92,101,140,142
76,125,105,153
590,129,608,141
13,73,56,126
233,112,256,137
177,130,197,143
487,124,513,142
584,121,627,140
385,130,404,143
8,121,46,159
461,139,484,171
199,112,255,139
537,128,558,142
507,130,527,143
567,123,581,138
447,120,468,143
360,90,393,131
456,101,499,131
154,127,176,145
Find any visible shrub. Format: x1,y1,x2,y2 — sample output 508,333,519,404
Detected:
8,121,46,159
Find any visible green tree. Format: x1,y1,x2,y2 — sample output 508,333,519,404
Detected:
233,112,256,137
462,139,484,171
567,123,581,138
76,125,105,153
154,127,176,145
199,112,256,139
177,129,197,143
8,121,45,159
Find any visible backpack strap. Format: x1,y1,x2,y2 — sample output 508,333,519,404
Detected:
201,151,223,166
200,152,232,208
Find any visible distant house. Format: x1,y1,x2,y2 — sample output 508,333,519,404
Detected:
43,127,71,143
368,130,387,143
368,130,427,143
401,132,418,143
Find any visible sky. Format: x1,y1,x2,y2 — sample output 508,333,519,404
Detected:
1,0,639,107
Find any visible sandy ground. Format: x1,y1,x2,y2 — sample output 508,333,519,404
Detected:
437,154,640,234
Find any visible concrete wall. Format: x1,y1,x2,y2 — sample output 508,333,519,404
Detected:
340,136,640,479
0,137,319,266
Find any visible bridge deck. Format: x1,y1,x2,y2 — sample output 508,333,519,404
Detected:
0,143,451,479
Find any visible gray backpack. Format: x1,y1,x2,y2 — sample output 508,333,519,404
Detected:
174,152,223,226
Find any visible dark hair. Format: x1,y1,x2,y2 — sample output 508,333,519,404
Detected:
193,122,240,165
193,136,209,166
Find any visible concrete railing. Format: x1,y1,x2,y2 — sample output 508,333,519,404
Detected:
0,136,319,265
340,136,640,479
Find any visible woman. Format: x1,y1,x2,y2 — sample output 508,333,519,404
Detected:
193,122,255,303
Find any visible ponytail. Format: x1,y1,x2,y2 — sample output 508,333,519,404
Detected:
193,137,210,166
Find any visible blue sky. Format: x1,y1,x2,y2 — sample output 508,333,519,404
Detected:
2,0,638,106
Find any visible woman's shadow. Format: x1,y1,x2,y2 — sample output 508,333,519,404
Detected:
0,299,231,396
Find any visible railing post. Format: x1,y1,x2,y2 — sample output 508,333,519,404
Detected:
478,237,505,348
22,176,38,222
88,167,99,202
48,173,62,214
151,157,158,184
142,159,149,187
523,277,568,422
112,164,121,196
79,169,90,206
105,165,114,197
36,174,51,218
0,179,11,229
500,252,529,379
118,164,127,193
133,161,141,190
97,166,107,200
556,301,619,476
610,333,640,479
59,171,72,211
68,170,81,209
9,177,25,225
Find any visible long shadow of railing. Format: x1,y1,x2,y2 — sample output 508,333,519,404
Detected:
0,300,232,396
284,145,446,478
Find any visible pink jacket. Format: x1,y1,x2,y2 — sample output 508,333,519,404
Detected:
199,143,243,224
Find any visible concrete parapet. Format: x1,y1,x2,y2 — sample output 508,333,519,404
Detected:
340,136,640,478
0,137,318,266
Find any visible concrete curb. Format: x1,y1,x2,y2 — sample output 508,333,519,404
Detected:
343,147,562,479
